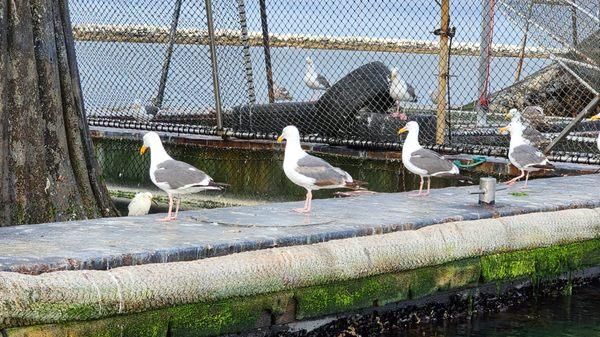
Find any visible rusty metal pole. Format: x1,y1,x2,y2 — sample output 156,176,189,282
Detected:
205,0,223,130
236,0,256,106
514,0,533,82
436,0,450,145
153,0,183,108
259,0,275,103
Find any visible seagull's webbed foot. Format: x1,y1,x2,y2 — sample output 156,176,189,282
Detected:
408,192,428,197
157,217,175,222
505,179,518,186
390,112,408,120
294,207,310,213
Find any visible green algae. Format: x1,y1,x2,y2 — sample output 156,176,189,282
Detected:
5,239,600,337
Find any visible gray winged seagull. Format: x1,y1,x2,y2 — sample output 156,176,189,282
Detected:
304,57,330,100
499,118,554,188
398,121,472,196
389,67,417,121
504,108,550,148
277,125,363,213
140,132,226,221
591,114,600,152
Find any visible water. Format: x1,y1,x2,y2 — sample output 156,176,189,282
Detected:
69,0,551,113
386,284,600,337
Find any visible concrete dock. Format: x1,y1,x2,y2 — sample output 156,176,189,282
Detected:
1,174,599,274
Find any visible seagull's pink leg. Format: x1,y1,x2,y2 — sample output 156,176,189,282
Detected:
158,194,174,222
391,101,408,120
521,172,530,189
422,177,431,196
306,191,313,212
295,191,311,213
172,197,181,220
409,176,425,197
505,170,525,185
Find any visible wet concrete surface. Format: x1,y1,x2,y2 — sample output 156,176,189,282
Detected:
1,174,599,275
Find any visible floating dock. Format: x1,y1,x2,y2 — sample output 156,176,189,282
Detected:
1,174,599,336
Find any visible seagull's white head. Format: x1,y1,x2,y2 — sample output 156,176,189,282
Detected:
505,108,520,121
277,125,300,143
398,121,418,135
390,67,398,80
133,98,142,110
306,57,313,65
499,118,524,135
140,131,162,155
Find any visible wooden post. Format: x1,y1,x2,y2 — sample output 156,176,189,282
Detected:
570,4,578,46
259,0,275,103
514,0,533,82
436,0,450,144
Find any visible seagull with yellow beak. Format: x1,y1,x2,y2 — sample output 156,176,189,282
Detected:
140,132,225,221
398,121,472,196
590,113,600,152
499,119,554,188
277,125,362,213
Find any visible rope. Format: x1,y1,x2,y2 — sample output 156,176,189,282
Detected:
453,156,487,168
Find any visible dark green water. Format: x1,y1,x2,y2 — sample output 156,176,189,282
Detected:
394,285,600,337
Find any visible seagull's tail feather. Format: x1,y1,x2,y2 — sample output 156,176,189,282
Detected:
206,181,230,190
436,173,475,183
530,163,555,170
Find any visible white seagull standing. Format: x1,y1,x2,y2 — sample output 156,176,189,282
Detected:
398,121,472,196
499,119,554,188
505,108,550,148
590,113,600,151
304,57,330,100
389,68,417,121
140,132,226,221
277,125,363,213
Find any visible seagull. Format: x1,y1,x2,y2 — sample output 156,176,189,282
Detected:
389,68,417,121
128,192,153,216
277,125,363,213
590,113,600,151
505,108,550,148
132,99,160,122
140,132,226,221
499,118,554,188
273,83,293,101
304,57,330,100
521,105,548,130
398,121,472,197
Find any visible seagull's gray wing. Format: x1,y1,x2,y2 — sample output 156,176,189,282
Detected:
510,145,547,167
407,84,418,102
295,155,349,186
410,148,454,174
523,125,550,148
154,160,214,189
316,74,331,89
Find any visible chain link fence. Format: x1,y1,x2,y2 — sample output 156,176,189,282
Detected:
71,0,600,200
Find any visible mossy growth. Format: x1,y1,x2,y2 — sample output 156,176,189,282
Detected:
5,239,599,337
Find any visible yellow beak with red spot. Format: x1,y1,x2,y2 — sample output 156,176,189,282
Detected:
277,135,284,143
398,127,408,135
499,126,509,133
591,114,600,121
140,145,148,155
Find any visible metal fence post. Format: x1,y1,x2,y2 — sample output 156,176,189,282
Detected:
205,0,223,130
436,0,450,145
476,0,494,126
236,0,257,106
514,0,533,82
259,0,275,103
152,0,183,108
